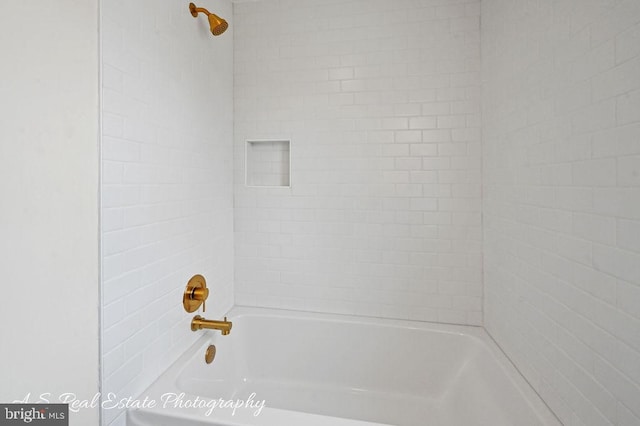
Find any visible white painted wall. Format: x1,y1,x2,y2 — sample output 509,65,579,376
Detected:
234,0,483,325
0,1,100,425
100,0,235,424
482,0,640,424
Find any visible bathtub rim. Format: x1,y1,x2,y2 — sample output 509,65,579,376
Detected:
128,306,562,426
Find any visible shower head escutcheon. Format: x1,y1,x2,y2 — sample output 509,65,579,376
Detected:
189,2,228,36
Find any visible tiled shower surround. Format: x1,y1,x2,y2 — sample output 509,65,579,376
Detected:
100,1,234,424
98,0,640,425
234,0,483,325
483,0,640,424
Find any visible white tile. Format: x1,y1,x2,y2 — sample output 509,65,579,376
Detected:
233,0,482,330
422,102,451,116
102,114,124,138
594,357,640,419
617,219,640,253
572,158,617,187
617,156,640,186
409,117,438,129
595,242,640,285
616,22,640,64
617,401,640,425
571,99,617,134
483,1,640,425
410,144,438,157
593,188,640,220
592,123,640,158
617,280,640,320
328,67,354,81
572,262,617,305
572,213,616,245
592,58,640,102
101,0,235,423
617,89,640,125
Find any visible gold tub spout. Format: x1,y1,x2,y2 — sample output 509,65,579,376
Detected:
191,315,232,335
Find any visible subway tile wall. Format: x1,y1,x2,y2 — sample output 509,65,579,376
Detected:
482,0,640,424
234,0,483,324
100,1,234,424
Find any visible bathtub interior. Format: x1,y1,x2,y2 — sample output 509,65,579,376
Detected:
170,310,558,426
179,316,478,393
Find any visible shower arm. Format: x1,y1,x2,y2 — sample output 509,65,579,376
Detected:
190,4,212,17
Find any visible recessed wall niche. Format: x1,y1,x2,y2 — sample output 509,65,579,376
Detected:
245,139,291,187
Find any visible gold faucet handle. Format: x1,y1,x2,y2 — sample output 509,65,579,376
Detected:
192,287,209,312
183,274,209,313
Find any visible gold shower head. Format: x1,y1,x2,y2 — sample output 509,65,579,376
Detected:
189,3,228,36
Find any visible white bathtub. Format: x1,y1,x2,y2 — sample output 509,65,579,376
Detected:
127,307,560,426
